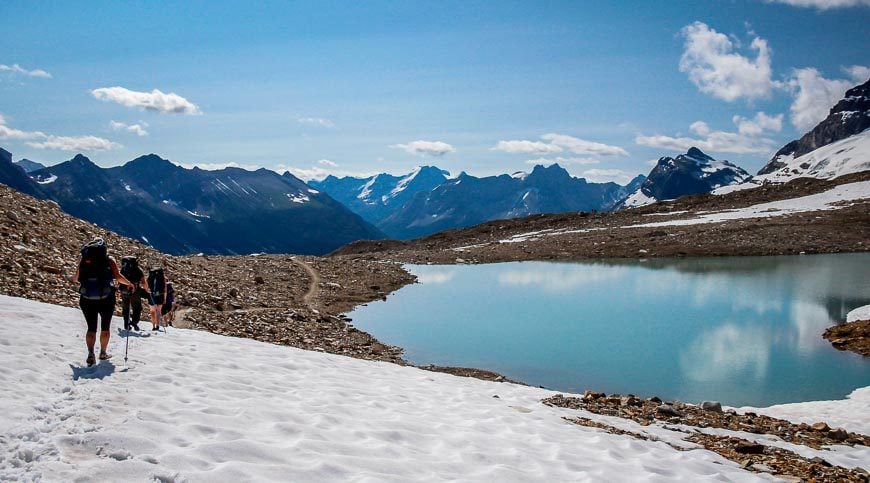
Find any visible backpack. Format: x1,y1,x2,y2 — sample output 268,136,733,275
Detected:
148,267,165,298
120,256,142,288
78,239,114,300
165,283,175,306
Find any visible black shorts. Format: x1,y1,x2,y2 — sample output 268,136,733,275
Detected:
161,303,173,316
80,295,115,333
151,294,165,305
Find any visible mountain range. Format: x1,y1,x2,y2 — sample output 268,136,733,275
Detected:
1,153,383,255
313,164,646,239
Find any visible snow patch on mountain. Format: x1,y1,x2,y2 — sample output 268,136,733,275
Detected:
35,174,57,185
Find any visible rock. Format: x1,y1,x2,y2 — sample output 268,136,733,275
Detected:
700,401,723,413
620,396,640,407
655,404,683,417
6,211,20,223
749,463,774,473
829,428,849,441
254,276,265,284
649,396,662,403
229,287,239,297
583,390,605,400
735,443,765,455
811,422,830,431
810,456,832,467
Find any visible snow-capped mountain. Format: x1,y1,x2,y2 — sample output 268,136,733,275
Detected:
756,77,870,182
309,166,450,225
2,152,383,255
0,148,44,198
621,147,750,208
378,164,645,239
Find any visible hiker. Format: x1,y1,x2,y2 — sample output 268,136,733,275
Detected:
73,237,133,366
119,256,150,331
161,281,177,327
147,266,167,331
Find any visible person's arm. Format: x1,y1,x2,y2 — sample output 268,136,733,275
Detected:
110,258,134,288
140,274,151,293
72,264,80,284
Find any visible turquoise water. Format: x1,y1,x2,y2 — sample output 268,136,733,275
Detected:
349,254,870,406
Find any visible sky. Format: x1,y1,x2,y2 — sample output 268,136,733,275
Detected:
1,0,868,184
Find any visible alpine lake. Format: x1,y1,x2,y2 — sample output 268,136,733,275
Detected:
349,253,870,407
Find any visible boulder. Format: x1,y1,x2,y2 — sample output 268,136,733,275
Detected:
700,401,723,413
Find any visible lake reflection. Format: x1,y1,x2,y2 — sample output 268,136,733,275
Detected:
350,254,870,406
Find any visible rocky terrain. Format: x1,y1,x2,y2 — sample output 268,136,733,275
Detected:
334,171,870,264
0,184,412,364
824,320,870,357
544,392,870,482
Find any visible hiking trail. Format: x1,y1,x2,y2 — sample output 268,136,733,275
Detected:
291,257,320,309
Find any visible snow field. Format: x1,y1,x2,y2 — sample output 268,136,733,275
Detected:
0,295,866,481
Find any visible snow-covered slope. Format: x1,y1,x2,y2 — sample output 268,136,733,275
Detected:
752,128,869,185
6,295,868,481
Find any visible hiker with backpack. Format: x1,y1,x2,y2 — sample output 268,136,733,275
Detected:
161,281,177,327
119,256,150,331
73,237,134,366
147,267,167,331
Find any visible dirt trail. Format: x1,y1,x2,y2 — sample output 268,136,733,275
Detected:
291,257,320,309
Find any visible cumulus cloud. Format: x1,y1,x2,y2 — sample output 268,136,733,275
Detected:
786,66,870,132
28,135,120,151
492,140,563,154
635,111,782,154
91,87,201,115
541,133,629,156
679,22,779,102
317,159,338,167
766,0,870,9
278,162,380,182
0,63,51,78
580,168,639,184
493,134,627,157
0,114,119,151
297,116,335,128
390,140,455,156
0,114,45,140
525,156,600,166
109,120,149,136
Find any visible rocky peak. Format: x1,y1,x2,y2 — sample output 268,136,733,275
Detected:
761,77,870,174
685,147,713,162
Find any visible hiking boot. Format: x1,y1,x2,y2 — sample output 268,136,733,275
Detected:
152,326,159,331
99,352,111,360
132,324,141,331
86,352,96,367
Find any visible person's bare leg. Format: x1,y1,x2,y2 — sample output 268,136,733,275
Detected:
151,306,160,329
86,331,96,353
99,330,110,356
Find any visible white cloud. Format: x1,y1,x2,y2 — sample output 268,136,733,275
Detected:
277,163,380,182
317,159,338,167
493,134,627,157
541,133,629,156
27,135,120,152
732,112,783,137
580,168,638,184
645,158,660,167
766,0,870,9
0,63,51,78
297,116,335,128
525,156,600,166
786,66,869,132
390,140,455,156
492,140,563,154
635,111,782,154
0,114,45,140
91,87,201,115
0,114,119,151
109,120,149,136
679,21,778,102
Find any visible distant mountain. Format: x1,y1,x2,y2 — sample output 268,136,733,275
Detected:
0,148,43,198
309,166,450,224
621,147,750,208
14,159,46,173
756,77,870,182
9,153,383,255
374,164,644,239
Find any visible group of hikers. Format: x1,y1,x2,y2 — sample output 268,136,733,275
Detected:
73,237,177,366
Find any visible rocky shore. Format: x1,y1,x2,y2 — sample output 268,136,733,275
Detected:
544,392,870,481
824,319,870,357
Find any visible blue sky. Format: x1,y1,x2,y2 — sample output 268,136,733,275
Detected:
1,0,868,183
